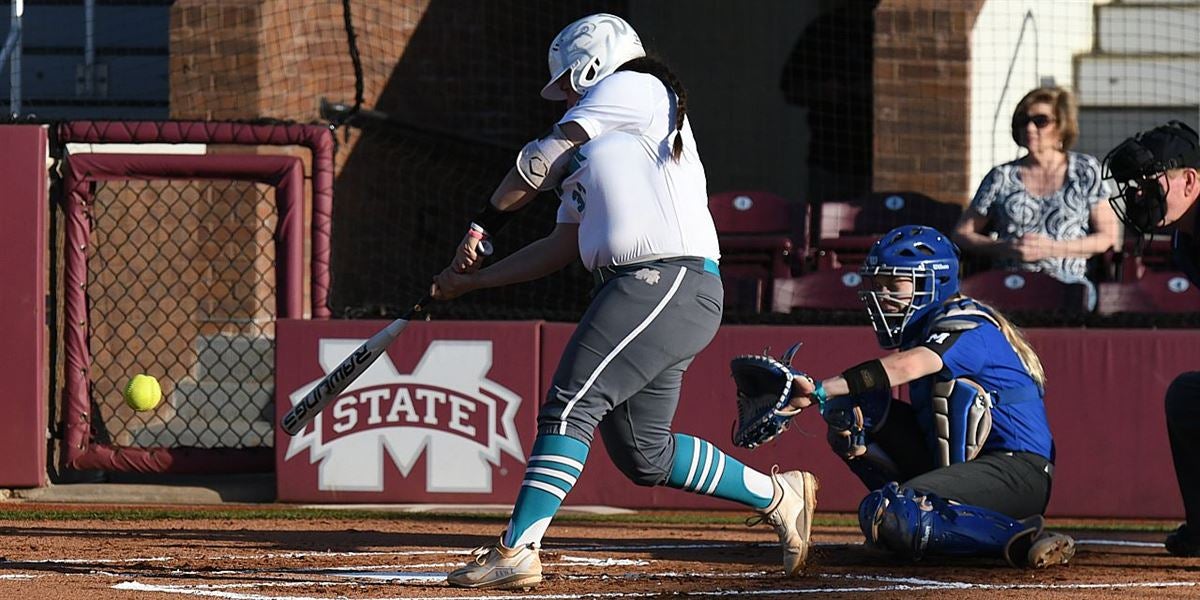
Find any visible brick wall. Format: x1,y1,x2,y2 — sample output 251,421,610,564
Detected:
170,1,263,121
873,0,983,205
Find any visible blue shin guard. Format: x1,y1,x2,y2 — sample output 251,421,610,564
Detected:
859,482,1040,562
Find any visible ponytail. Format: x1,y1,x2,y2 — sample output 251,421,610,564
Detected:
971,299,1047,388
617,56,688,161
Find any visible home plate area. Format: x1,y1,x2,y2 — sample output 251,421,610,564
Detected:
1,516,1199,599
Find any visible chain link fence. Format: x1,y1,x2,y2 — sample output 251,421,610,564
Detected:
86,177,277,450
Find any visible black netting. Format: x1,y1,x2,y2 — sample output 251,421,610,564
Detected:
13,1,1198,329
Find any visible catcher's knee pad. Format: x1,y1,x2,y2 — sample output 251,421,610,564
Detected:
857,485,891,547
862,483,1034,561
930,378,992,466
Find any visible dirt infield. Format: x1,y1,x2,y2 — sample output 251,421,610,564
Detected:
0,505,1197,599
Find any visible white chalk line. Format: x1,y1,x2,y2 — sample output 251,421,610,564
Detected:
4,536,1164,568
1076,538,1165,548
0,536,1171,581
112,578,1200,600
6,556,174,564
2,537,1186,597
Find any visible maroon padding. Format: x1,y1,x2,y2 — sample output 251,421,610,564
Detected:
273,319,1195,517
0,126,48,488
57,120,334,318
62,153,305,474
961,270,1090,313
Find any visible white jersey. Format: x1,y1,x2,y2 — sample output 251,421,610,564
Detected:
554,70,720,271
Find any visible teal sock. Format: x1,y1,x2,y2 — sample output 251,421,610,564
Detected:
665,433,774,509
503,434,590,548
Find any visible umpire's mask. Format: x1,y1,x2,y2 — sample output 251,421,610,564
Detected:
1103,120,1200,239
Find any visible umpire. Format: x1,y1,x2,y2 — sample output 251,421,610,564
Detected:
1102,121,1200,556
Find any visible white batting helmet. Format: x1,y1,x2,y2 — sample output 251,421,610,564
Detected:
540,13,645,101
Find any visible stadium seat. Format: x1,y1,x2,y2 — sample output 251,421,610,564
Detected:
1097,270,1200,314
811,192,962,269
709,190,806,312
770,268,865,313
960,270,1090,313
1110,234,1176,283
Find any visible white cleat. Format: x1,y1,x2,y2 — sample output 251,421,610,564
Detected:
753,469,819,576
1026,531,1076,569
446,539,542,589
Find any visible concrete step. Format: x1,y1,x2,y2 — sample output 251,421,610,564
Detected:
1097,3,1200,54
194,333,274,383
1076,54,1200,106
169,378,273,423
11,473,276,504
130,417,274,448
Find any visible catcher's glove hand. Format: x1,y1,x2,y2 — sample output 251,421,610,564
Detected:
823,403,868,460
822,390,891,460
730,343,812,449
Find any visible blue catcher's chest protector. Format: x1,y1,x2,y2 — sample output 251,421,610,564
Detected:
907,298,1055,463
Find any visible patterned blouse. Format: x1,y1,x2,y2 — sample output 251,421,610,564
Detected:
968,151,1111,286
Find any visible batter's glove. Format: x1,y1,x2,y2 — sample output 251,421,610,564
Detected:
730,343,812,449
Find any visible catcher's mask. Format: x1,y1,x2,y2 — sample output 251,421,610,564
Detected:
1102,120,1200,239
859,225,961,349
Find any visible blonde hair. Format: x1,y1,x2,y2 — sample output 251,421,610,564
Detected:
972,299,1046,388
1011,86,1078,151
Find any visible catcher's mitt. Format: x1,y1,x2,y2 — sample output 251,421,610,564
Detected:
730,344,812,448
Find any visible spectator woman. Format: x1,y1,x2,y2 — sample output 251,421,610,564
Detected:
953,87,1117,309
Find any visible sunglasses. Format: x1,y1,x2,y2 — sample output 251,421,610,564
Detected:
1014,114,1056,129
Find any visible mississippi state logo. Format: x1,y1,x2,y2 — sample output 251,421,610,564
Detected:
284,340,525,493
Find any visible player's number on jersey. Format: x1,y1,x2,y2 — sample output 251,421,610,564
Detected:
571,182,587,213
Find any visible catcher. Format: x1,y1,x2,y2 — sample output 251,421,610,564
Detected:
730,225,1074,568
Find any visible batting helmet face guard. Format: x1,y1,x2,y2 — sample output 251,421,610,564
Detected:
859,226,961,349
540,13,645,101
1103,120,1200,237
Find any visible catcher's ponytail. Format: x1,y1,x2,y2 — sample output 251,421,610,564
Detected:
973,300,1046,389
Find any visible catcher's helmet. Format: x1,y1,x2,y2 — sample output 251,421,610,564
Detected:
859,225,961,349
540,13,645,101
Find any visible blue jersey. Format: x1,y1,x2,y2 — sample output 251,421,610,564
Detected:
907,302,1055,462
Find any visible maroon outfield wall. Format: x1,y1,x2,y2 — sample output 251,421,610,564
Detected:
277,319,1197,518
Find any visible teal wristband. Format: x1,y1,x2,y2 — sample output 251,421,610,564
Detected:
812,380,828,410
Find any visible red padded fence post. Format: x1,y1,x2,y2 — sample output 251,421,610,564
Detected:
0,125,49,487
